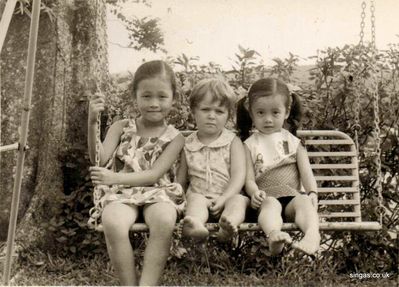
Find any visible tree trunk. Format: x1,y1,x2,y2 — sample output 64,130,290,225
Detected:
0,0,108,249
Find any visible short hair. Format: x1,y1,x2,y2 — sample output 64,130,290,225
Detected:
189,77,236,116
132,60,177,98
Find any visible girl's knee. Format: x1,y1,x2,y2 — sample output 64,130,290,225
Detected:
261,196,281,209
226,194,250,206
148,217,176,237
146,205,177,236
293,194,313,208
102,204,136,236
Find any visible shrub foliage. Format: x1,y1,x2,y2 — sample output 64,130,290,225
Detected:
48,43,398,274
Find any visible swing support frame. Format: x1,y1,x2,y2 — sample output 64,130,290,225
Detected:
1,0,42,285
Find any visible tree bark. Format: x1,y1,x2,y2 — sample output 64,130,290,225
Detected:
0,0,108,249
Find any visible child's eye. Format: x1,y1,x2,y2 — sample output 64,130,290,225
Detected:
256,111,264,116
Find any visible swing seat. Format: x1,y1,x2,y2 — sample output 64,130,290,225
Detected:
94,130,381,233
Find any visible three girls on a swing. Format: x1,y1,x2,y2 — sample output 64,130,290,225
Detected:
88,60,319,285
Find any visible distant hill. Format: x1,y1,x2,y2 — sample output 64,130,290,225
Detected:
292,65,315,84
110,65,316,89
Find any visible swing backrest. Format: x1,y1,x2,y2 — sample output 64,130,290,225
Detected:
297,130,362,223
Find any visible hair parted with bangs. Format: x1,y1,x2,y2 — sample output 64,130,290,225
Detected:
132,60,177,98
189,77,236,116
236,78,302,140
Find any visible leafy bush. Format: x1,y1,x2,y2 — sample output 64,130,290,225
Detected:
47,44,397,275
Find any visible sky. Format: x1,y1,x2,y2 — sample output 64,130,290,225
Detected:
107,0,399,74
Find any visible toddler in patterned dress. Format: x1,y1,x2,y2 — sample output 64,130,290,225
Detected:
237,78,320,255
88,60,185,286
177,78,249,242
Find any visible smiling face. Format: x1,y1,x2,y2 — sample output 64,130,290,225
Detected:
194,92,229,140
135,76,174,125
250,94,289,135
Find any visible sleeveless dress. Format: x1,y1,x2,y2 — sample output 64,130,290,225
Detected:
88,119,186,227
184,129,236,201
244,129,302,198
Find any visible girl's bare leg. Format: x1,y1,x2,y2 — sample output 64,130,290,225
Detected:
140,202,177,286
182,192,209,240
218,194,249,241
285,194,320,255
102,202,139,286
258,197,292,255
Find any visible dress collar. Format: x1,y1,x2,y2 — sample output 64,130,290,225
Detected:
124,119,179,142
185,128,235,151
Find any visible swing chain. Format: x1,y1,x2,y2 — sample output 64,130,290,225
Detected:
353,1,367,151
369,0,385,225
370,0,376,48
89,0,105,229
359,1,366,46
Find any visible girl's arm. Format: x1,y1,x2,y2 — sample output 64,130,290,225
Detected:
297,144,318,207
244,145,259,198
223,137,246,197
209,137,246,216
244,145,265,208
87,92,125,166
113,134,185,186
88,118,126,166
176,150,188,191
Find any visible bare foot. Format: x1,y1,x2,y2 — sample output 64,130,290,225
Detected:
182,216,209,241
292,231,320,255
217,216,238,242
268,230,292,255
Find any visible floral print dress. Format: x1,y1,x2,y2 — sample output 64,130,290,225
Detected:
88,119,185,227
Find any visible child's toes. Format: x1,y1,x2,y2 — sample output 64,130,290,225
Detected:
217,216,237,242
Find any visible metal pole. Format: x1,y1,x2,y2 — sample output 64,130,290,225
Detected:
3,0,41,284
0,0,18,53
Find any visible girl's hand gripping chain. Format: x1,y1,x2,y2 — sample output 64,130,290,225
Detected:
89,166,118,186
88,91,105,125
251,189,266,209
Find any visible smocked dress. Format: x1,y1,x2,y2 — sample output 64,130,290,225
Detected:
88,119,185,227
245,129,302,199
184,129,236,201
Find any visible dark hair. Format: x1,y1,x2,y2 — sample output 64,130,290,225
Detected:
132,60,177,98
236,78,302,141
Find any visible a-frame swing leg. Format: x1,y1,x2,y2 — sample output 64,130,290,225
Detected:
2,0,41,285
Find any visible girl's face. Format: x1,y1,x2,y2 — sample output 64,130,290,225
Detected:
194,93,229,139
250,94,289,135
136,76,174,124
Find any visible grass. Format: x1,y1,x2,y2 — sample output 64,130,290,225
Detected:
1,247,396,286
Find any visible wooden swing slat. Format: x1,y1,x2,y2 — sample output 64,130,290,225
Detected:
315,175,357,181
310,163,357,169
95,221,381,232
317,187,358,193
304,139,354,145
308,151,357,157
319,212,360,218
318,199,359,205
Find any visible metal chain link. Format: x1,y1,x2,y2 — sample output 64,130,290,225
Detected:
353,1,367,151
370,0,376,49
88,0,105,229
359,1,366,46
369,0,384,225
